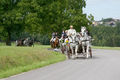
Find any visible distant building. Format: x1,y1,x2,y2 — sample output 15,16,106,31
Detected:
92,21,103,26
104,21,116,27
92,18,120,27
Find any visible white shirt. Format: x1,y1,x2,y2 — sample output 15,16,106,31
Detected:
67,29,76,42
67,29,76,36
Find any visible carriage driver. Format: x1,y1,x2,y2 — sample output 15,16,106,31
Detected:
67,25,76,43
50,32,56,42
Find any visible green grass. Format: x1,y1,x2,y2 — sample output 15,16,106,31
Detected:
92,46,120,50
0,45,66,78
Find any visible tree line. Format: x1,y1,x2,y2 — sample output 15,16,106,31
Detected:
91,22,120,47
0,0,93,45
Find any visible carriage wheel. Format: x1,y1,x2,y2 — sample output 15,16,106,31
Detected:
83,53,87,59
66,45,71,59
61,46,65,54
67,52,71,59
66,49,70,59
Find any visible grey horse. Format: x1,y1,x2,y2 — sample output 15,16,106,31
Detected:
80,27,92,58
69,34,80,59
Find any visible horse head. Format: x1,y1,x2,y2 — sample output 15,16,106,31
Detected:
54,37,59,45
71,35,76,43
76,33,82,45
81,26,87,37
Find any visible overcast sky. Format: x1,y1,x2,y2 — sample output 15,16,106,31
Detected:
83,0,120,21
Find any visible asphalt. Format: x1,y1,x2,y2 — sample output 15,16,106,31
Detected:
1,49,120,80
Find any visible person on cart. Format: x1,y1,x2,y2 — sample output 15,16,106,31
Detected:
67,25,76,43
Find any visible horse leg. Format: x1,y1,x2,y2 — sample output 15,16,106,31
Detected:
89,47,92,58
82,45,85,54
50,42,53,48
66,45,70,59
68,49,71,59
75,45,78,58
57,43,59,48
86,45,89,59
50,43,52,48
61,45,64,54
52,42,54,48
71,49,74,59
55,44,56,48
71,47,75,59
82,44,86,58
85,46,87,53
53,43,55,48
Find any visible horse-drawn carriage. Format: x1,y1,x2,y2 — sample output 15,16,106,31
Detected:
52,26,93,59
16,37,34,47
50,36,59,48
59,33,93,59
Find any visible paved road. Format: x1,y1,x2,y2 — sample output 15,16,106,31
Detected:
2,49,120,80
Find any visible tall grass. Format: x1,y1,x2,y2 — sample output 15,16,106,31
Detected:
0,45,66,78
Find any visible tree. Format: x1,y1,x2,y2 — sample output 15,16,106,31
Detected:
0,0,92,45
0,0,24,45
91,23,120,47
17,0,90,35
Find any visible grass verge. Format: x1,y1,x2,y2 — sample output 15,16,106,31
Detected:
92,46,120,50
0,45,66,78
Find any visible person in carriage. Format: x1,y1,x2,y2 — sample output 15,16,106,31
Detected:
60,25,77,45
67,25,76,42
50,32,56,42
50,32,59,48
64,30,69,43
61,30,67,38
59,30,67,43
65,25,78,59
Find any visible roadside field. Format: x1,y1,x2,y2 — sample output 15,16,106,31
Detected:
0,45,66,78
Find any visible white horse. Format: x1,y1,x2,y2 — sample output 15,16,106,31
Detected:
74,33,82,57
69,34,80,59
59,37,66,54
81,27,92,58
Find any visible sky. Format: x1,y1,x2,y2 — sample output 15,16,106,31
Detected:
83,0,120,21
